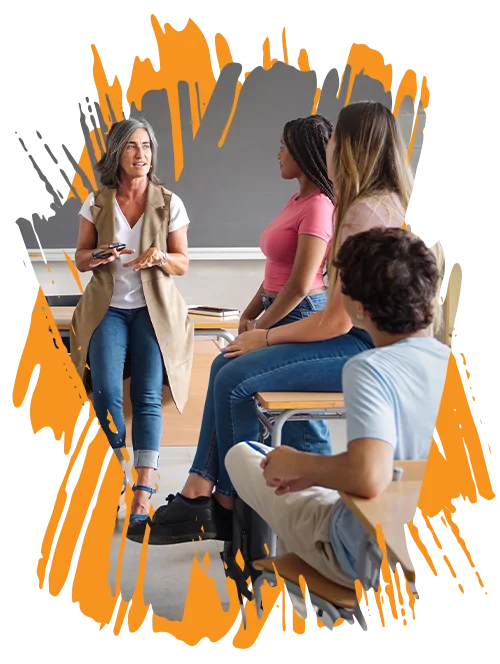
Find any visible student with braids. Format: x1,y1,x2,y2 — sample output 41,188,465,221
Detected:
240,114,335,334
127,114,335,543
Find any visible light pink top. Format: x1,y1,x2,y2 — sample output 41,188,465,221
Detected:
340,191,406,244
259,190,334,292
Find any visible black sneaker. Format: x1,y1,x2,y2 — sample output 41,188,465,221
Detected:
213,500,233,541
146,493,217,545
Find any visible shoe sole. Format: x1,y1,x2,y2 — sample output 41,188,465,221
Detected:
127,520,217,545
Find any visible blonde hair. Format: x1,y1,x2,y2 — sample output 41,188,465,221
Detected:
327,102,414,292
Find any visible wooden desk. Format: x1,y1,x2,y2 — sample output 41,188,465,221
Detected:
256,391,345,411
340,480,422,581
51,306,239,344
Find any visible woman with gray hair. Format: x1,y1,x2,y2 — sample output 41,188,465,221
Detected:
71,118,194,535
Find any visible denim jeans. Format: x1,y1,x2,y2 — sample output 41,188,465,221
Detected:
262,291,328,326
190,296,374,496
88,306,164,469
259,291,330,445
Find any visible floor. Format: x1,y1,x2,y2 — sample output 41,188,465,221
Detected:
109,421,345,620
109,420,347,621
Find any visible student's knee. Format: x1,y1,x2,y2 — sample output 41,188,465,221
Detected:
225,442,248,485
226,442,270,500
210,351,231,377
213,359,253,401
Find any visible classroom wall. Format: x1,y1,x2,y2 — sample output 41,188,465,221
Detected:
33,258,265,312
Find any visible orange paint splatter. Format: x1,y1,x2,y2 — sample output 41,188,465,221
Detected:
69,26,431,210
297,48,311,71
63,252,84,294
66,171,89,203
345,44,392,105
262,38,273,70
89,129,102,161
420,76,430,108
458,584,464,593
215,33,233,71
408,353,496,587
311,85,321,115
92,44,124,126
282,28,289,65
129,19,216,179
15,24,494,642
443,555,457,579
218,81,242,148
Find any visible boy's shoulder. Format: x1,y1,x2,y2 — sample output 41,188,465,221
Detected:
344,337,450,376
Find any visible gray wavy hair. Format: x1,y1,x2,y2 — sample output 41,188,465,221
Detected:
96,118,161,188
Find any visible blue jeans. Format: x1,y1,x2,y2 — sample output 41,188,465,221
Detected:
259,291,329,445
88,306,164,469
261,291,328,326
190,307,373,496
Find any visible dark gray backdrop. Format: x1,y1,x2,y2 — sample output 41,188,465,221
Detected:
17,64,424,249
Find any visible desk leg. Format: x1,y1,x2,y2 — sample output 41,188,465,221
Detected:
217,330,235,347
268,410,299,557
193,329,235,348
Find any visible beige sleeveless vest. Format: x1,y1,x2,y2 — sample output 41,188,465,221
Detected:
70,183,194,412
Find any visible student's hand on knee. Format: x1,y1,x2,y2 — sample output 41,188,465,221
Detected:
221,330,268,357
261,447,312,493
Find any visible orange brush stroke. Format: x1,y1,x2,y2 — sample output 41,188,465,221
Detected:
282,28,289,64
16,26,496,642
66,171,89,203
215,33,234,71
89,129,102,161
218,81,242,148
344,44,392,105
263,37,272,69
393,69,417,116
408,353,496,587
310,89,321,115
63,251,83,293
297,48,311,71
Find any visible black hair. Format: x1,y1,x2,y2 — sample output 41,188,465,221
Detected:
334,227,439,334
283,115,334,202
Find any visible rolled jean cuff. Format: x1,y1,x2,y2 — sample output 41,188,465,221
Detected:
134,449,160,470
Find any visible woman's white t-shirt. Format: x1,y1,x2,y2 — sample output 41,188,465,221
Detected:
79,192,190,309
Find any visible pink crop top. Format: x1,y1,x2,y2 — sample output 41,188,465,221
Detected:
259,190,334,292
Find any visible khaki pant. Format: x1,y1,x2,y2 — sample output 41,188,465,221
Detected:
225,442,354,589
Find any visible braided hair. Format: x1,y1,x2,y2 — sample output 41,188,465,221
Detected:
283,115,334,202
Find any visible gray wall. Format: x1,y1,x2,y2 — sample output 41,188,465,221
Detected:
17,64,425,250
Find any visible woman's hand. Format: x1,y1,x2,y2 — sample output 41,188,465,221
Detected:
238,318,257,334
122,247,166,271
89,245,135,269
221,329,268,358
238,318,249,335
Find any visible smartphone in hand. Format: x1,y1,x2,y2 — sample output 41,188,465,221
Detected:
92,243,126,260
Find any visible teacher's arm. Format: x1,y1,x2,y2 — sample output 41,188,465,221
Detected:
74,217,134,272
161,226,189,276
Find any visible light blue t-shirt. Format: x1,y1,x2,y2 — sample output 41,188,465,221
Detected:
329,336,450,581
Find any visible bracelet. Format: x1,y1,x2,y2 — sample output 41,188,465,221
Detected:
265,329,271,346
158,251,168,266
